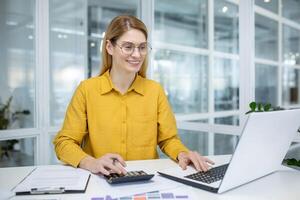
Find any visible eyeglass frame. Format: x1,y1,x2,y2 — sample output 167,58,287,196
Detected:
112,41,152,56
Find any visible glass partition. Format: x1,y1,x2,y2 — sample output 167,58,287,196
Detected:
214,133,238,155
0,138,35,167
179,130,208,156
0,0,35,130
255,64,278,106
282,67,300,105
153,50,208,114
154,0,208,48
282,0,300,24
255,14,278,61
283,25,300,66
157,130,208,158
214,0,239,54
49,0,86,127
255,0,278,13
214,58,239,112
214,115,239,126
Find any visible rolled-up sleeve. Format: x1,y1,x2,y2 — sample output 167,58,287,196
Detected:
157,85,189,160
53,82,89,167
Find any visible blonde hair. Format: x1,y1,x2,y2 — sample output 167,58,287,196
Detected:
100,15,148,78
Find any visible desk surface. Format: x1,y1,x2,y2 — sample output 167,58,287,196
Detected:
0,155,299,200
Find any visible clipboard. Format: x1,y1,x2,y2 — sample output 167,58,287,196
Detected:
12,165,91,195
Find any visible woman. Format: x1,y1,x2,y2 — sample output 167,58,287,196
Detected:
53,15,214,175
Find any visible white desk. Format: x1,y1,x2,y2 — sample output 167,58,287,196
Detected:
0,155,299,200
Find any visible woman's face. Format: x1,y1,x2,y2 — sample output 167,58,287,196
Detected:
107,29,147,75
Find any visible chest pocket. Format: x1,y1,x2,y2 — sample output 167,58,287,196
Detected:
129,115,157,147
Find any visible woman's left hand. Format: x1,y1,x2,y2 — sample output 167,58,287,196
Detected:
177,151,215,172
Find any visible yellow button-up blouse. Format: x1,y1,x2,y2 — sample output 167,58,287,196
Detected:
53,70,189,167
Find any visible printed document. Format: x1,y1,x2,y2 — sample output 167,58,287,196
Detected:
13,165,90,194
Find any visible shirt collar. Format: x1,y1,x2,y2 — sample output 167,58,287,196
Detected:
128,75,144,96
100,70,145,96
99,70,114,95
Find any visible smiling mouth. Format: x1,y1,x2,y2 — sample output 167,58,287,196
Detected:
127,60,141,65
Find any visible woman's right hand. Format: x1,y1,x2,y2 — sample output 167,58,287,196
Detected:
79,153,127,175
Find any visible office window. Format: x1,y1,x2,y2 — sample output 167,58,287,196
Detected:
254,6,279,107
154,0,240,156
282,24,300,106
49,0,86,127
282,68,300,105
255,0,278,14
214,0,239,54
0,138,35,167
283,25,300,66
255,64,278,106
214,115,239,126
0,0,35,130
282,0,300,24
153,50,208,114
214,58,239,111
154,0,240,115
154,0,208,48
179,130,208,156
214,133,238,155
255,1,300,108
157,130,208,158
255,14,278,61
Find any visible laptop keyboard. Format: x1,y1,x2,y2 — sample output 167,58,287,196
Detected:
184,164,229,184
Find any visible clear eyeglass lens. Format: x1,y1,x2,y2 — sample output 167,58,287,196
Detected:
120,43,150,55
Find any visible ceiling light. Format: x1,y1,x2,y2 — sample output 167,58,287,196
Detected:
222,6,228,13
6,21,18,26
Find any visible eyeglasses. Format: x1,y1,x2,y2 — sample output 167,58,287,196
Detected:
115,41,152,56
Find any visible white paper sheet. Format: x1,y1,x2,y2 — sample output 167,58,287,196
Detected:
12,165,90,193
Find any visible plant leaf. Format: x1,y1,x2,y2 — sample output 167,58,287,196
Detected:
249,102,256,111
263,103,271,111
257,103,263,111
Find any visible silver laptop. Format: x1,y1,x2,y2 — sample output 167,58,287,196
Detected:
158,109,300,193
